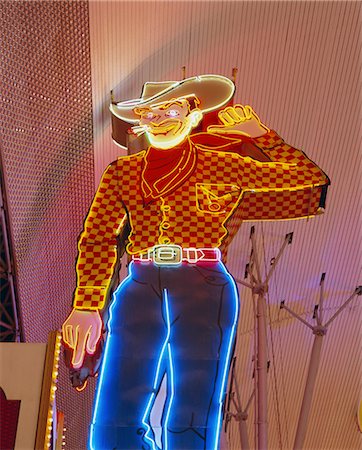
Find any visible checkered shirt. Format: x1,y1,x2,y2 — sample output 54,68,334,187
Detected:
73,130,329,310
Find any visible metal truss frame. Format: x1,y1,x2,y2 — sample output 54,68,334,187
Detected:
0,156,21,342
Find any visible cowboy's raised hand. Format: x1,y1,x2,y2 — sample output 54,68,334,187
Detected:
207,105,269,138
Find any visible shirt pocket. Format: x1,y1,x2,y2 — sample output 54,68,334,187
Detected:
196,183,241,214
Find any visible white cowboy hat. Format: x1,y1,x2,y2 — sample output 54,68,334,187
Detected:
110,74,235,124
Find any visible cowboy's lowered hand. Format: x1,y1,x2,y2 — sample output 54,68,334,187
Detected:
62,309,103,369
208,105,269,138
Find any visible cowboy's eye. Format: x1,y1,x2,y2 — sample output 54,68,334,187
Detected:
166,109,180,118
143,112,155,120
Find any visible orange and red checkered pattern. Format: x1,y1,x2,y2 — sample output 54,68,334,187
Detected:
74,161,126,309
73,130,329,310
254,130,284,148
239,188,322,221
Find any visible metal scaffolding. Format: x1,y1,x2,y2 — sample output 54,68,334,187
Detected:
0,159,21,342
282,277,361,449
225,227,361,449
226,227,294,449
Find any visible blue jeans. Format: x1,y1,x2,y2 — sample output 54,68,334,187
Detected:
89,261,239,450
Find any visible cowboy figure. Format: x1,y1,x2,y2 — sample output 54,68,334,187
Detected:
62,75,329,450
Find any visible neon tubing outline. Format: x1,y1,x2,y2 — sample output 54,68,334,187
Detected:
213,266,239,450
89,261,238,450
88,266,135,450
142,288,174,450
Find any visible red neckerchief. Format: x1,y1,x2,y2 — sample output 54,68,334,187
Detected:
140,132,270,204
141,141,197,204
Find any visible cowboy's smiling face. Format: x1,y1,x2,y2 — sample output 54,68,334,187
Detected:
134,98,203,150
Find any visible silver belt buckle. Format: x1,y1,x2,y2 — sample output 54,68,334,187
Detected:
153,245,182,266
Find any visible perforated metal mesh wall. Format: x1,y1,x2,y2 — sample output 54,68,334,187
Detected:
0,1,95,448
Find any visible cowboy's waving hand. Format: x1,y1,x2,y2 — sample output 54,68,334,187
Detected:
208,104,270,138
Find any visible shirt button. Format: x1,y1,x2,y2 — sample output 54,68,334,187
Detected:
161,222,170,230
208,202,221,212
159,237,171,244
161,205,171,212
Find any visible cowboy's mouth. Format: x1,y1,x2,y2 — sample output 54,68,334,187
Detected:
148,120,181,136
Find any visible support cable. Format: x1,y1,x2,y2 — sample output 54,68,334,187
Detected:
252,290,258,450
242,235,258,450
264,225,291,449
276,303,291,450
261,225,284,450
246,239,258,450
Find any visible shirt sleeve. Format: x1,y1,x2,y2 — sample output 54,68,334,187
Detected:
73,160,127,310
236,130,330,221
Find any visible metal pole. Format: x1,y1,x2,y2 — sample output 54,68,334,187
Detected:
293,326,326,449
235,278,253,290
234,376,254,450
264,233,293,285
324,289,360,328
317,273,326,325
283,284,360,450
219,428,229,450
247,227,292,450
257,292,268,449
230,394,251,450
239,414,250,450
281,302,315,331
250,227,262,281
